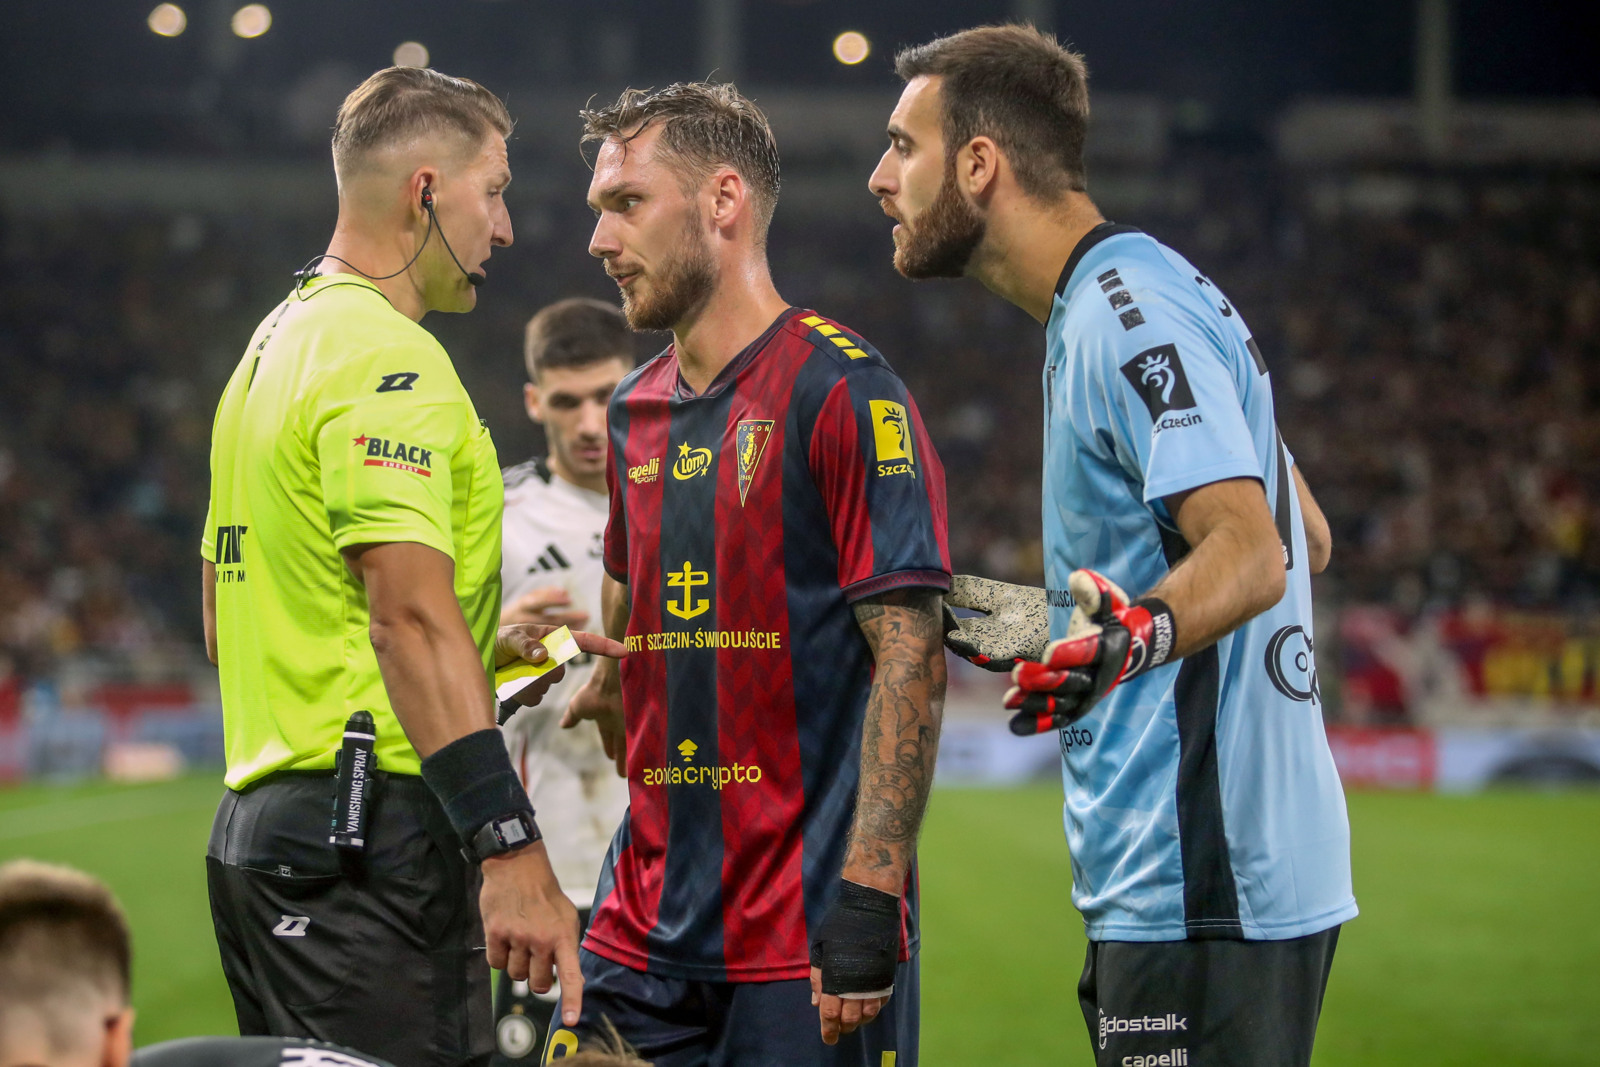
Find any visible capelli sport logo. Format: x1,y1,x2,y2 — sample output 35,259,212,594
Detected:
353,434,433,477
869,400,916,479
1120,343,1196,419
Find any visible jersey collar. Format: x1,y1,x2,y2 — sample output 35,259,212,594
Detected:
1053,221,1145,299
293,272,390,305
672,306,802,401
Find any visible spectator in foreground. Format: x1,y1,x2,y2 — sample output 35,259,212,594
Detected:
0,858,651,1067
0,858,135,1067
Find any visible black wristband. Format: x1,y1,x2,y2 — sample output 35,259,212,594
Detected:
419,729,536,861
1131,596,1177,673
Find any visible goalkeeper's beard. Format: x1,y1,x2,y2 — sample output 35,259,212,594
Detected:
620,209,718,332
891,157,986,280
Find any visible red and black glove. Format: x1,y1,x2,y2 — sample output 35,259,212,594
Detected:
1003,569,1177,736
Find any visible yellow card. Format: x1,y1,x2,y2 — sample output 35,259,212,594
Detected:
494,626,581,702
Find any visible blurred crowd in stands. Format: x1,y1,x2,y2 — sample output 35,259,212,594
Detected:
2,163,1597,722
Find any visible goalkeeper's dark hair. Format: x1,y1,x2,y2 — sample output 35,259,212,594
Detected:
895,24,1091,199
525,298,634,383
0,860,132,1053
580,81,782,242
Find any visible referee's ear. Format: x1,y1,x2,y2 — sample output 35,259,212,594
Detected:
410,167,441,219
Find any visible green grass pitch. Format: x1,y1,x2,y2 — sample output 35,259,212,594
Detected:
2,777,1597,1064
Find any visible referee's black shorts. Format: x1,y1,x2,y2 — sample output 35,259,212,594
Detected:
206,772,492,1067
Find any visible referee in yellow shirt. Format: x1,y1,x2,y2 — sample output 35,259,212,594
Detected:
200,68,623,1065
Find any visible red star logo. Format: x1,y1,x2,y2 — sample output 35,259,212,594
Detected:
353,435,369,446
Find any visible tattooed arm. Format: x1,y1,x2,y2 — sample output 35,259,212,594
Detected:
842,587,948,893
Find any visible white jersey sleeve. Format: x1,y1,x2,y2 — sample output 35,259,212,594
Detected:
499,457,630,906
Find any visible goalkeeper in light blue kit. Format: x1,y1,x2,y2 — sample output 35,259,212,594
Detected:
869,24,1356,1067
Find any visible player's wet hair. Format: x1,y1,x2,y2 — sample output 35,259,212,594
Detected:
895,24,1091,198
0,861,131,1055
525,298,635,382
580,81,782,241
333,66,512,177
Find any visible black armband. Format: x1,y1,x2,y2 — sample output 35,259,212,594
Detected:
419,729,539,863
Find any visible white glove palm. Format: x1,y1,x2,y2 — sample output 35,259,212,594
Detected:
941,574,1050,671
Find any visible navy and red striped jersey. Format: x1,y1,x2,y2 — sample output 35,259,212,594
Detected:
585,307,951,982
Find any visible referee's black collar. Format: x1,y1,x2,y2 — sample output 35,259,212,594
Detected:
1054,222,1144,298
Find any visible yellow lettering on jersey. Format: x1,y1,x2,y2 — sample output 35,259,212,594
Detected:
882,1054,897,1067
672,442,713,480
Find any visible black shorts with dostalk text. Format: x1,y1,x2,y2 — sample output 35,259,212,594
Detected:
1078,926,1340,1067
206,772,493,1067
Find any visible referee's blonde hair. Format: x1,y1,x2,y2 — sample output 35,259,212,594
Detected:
333,67,513,177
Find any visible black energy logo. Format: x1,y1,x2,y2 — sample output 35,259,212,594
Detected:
1264,624,1320,705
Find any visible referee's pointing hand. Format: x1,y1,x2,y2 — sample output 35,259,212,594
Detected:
480,841,587,1026
481,622,626,1027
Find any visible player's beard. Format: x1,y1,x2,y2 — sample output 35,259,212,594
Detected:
621,210,717,331
892,157,986,280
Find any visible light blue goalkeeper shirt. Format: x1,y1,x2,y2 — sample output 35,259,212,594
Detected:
1042,222,1357,942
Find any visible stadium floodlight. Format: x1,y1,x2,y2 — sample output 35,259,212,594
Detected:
393,41,430,68
147,3,186,37
832,31,870,66
230,3,271,39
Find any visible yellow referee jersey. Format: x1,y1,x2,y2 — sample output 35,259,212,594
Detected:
202,274,503,789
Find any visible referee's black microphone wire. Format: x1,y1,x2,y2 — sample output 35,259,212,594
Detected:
423,197,486,287
291,195,482,290
292,212,435,291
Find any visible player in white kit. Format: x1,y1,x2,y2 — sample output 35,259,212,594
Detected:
492,298,635,1064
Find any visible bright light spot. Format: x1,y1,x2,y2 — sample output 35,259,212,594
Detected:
393,41,430,68
148,3,186,36
231,4,271,38
832,31,870,66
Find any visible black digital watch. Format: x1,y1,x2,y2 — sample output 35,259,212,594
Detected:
467,811,542,863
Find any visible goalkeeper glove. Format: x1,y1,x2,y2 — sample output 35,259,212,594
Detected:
942,574,1050,671
809,880,901,998
1003,568,1177,736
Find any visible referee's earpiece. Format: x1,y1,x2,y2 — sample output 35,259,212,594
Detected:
419,184,485,288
